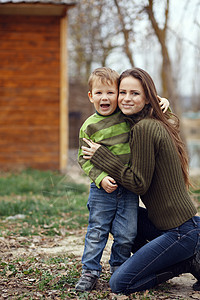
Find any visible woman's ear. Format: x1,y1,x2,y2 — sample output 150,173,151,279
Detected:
88,91,94,103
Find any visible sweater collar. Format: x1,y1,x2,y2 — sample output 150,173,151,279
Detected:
95,107,120,117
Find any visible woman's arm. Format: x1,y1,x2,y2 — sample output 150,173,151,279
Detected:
83,120,158,195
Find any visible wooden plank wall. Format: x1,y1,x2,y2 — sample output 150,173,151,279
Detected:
0,15,60,170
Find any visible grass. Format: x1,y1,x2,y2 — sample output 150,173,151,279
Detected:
0,169,200,299
0,168,89,237
0,169,199,237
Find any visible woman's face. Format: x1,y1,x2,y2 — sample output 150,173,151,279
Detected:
118,76,149,115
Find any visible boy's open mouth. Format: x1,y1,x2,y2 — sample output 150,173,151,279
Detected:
100,104,110,108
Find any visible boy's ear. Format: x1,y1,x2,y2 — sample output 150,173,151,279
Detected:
88,91,94,103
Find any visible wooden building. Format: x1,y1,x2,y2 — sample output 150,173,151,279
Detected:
0,0,75,172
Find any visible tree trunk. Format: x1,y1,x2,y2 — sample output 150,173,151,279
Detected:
145,0,186,144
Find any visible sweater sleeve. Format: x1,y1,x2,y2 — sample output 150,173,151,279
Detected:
90,120,158,195
78,127,109,188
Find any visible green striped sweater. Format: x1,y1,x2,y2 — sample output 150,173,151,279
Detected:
78,111,131,188
90,118,197,230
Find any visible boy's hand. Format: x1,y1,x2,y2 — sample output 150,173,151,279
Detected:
157,96,170,113
101,176,118,193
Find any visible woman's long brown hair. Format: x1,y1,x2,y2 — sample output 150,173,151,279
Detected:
118,68,191,188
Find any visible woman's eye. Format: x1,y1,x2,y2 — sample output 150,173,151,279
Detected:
119,91,126,94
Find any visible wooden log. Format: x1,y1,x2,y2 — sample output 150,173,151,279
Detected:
59,15,68,172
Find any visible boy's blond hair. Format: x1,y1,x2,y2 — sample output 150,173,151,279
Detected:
88,67,119,91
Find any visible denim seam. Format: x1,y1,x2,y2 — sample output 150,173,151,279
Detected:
125,275,156,293
177,227,200,240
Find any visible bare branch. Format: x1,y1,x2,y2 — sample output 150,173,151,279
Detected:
113,0,135,67
164,0,169,32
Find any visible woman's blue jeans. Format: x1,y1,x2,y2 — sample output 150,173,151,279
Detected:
82,183,139,275
110,207,200,294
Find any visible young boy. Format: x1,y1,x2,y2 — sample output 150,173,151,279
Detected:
76,67,169,292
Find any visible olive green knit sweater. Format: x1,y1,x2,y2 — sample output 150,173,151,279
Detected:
91,118,197,230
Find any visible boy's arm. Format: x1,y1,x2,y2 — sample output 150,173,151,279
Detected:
157,96,171,113
78,128,109,188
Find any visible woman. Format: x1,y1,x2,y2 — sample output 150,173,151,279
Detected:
81,67,200,294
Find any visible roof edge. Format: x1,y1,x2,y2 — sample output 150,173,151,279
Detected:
0,1,76,16
0,0,76,4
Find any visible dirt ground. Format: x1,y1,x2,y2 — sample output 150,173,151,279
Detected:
1,231,200,300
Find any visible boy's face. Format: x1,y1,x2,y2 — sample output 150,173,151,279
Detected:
88,80,118,116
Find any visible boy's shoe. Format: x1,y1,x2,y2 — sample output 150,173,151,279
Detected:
75,272,98,292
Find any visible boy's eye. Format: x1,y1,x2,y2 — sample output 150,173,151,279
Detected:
119,91,126,94
96,92,102,94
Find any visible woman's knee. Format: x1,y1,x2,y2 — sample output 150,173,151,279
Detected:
109,274,119,293
109,272,125,294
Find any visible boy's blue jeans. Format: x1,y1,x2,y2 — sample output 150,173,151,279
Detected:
110,207,200,294
82,182,139,275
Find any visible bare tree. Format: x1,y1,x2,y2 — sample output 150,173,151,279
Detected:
113,0,135,67
192,28,200,111
68,0,121,83
144,0,182,117
68,0,199,119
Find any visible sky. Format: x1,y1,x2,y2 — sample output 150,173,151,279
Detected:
106,0,200,96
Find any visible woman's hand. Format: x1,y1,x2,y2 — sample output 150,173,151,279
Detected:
82,138,101,159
